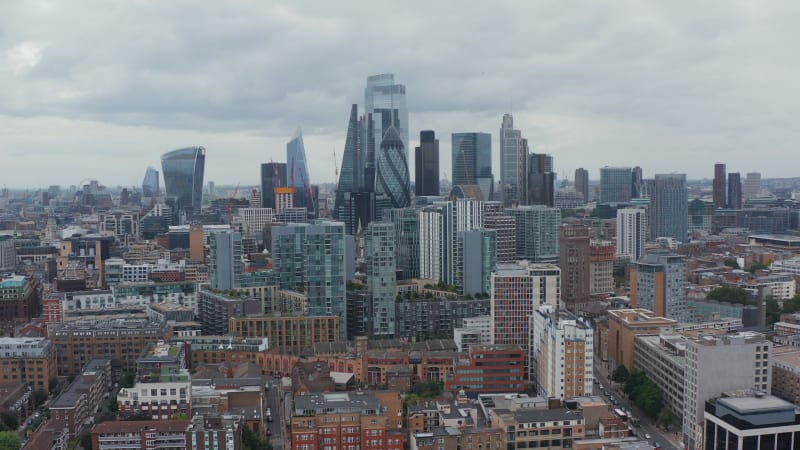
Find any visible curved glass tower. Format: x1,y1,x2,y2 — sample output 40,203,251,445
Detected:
161,146,206,212
287,128,313,216
142,166,160,197
376,126,410,209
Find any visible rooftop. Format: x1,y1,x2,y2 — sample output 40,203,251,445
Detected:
495,407,583,423
717,395,795,414
93,419,190,435
294,392,384,414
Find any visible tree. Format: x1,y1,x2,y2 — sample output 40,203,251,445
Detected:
748,261,769,273
658,408,676,430
783,295,800,315
242,425,272,450
611,365,629,383
766,296,782,325
32,389,48,407
120,370,136,388
723,258,739,269
0,411,17,431
706,286,750,305
109,397,119,413
0,431,21,450
79,432,93,450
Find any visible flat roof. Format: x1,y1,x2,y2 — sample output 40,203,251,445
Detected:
718,395,795,414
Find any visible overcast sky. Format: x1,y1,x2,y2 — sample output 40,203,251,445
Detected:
2,0,799,190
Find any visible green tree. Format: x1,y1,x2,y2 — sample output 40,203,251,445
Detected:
32,390,48,407
706,286,750,305
658,408,676,430
79,432,93,450
0,431,21,450
748,261,769,273
120,370,136,388
783,295,800,315
0,411,17,431
723,258,739,269
766,296,782,325
611,365,629,383
109,397,119,413
242,425,272,450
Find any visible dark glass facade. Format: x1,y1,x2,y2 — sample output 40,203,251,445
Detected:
260,162,287,209
452,132,492,199
161,147,205,212
414,130,439,196
141,166,159,197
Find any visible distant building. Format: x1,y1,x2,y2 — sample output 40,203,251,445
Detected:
0,337,57,393
744,172,761,201
117,367,192,419
415,130,440,197
161,146,205,213
260,162,287,209
507,205,560,264
452,132,493,200
499,114,527,205
491,408,586,448
727,172,743,209
599,166,633,204
713,163,727,208
92,420,191,450
630,251,689,322
559,225,591,309
574,168,589,205
229,315,338,354
651,173,688,242
365,222,397,336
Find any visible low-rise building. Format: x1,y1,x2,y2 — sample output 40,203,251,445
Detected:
0,337,57,393
50,359,111,436
704,393,800,450
771,346,800,404
492,408,586,450
191,377,266,438
229,315,339,354
91,420,191,450
117,367,191,419
48,317,171,376
446,344,525,395
409,427,505,450
290,392,404,450
607,309,677,370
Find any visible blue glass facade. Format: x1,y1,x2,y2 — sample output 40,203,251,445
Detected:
287,129,313,215
161,147,205,212
376,126,411,211
452,132,492,199
142,166,159,197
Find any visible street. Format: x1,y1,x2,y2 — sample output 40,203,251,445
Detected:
266,380,284,450
594,364,683,450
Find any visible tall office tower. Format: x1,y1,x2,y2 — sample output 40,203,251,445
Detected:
630,250,688,322
527,153,554,206
574,168,589,204
682,331,772,450
375,126,411,214
631,166,643,198
207,181,215,198
491,261,561,373
507,205,561,264
335,104,361,214
141,166,159,198
415,131,440,196
713,163,727,208
452,132,493,200
334,105,378,234
454,198,483,232
616,208,647,261
271,221,347,339
727,172,743,209
384,208,419,280
499,114,528,205
589,240,615,296
455,229,497,296
651,173,688,242
530,306,594,398
365,74,408,160
209,231,243,290
559,225,591,309
364,222,396,337
744,172,761,201
161,146,206,212
599,166,633,204
287,129,314,217
419,202,454,285
261,162,287,209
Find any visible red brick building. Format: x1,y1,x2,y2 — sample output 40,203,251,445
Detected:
446,344,525,395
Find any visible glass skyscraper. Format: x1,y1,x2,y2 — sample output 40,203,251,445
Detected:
652,173,688,242
415,131,440,197
210,231,243,290
507,205,561,264
452,132,493,199
500,114,527,205
365,74,408,161
161,146,205,212
286,128,313,216
599,166,633,204
260,162,287,209
141,166,159,197
375,126,411,210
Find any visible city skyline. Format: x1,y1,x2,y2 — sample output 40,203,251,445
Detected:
3,2,800,188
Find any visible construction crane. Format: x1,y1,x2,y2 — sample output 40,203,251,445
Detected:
226,182,241,224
